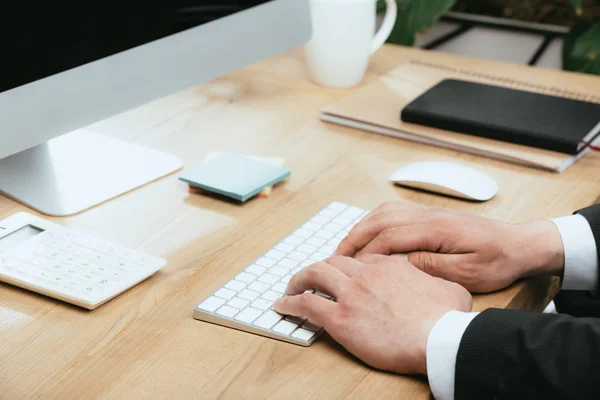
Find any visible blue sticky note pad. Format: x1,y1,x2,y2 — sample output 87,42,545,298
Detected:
179,154,291,202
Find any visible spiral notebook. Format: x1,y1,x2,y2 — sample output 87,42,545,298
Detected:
321,61,600,173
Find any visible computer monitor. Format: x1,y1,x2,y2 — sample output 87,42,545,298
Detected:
0,0,311,216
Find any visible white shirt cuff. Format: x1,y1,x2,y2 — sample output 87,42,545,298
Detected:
426,311,479,400
551,215,599,291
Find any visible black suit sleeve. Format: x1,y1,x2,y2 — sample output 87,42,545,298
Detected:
554,203,600,317
454,309,600,399
453,205,600,399
579,204,600,250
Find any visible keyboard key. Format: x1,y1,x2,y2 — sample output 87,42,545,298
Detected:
272,282,287,293
320,245,336,256
265,250,286,261
214,288,236,300
315,230,335,240
287,251,307,262
235,307,262,324
311,215,329,225
251,298,273,311
327,238,343,248
198,296,226,312
228,297,250,309
269,266,289,277
275,243,295,253
302,320,322,332
258,273,279,285
328,202,348,212
343,207,365,219
306,237,327,247
278,258,298,269
297,244,317,254
246,264,267,275
255,257,276,268
225,280,246,292
253,310,284,329
285,315,306,325
284,235,304,246
238,289,261,301
323,223,344,234
292,328,317,341
281,274,293,284
299,259,314,268
216,305,239,318
272,320,298,335
248,281,270,293
302,221,322,232
262,290,283,302
294,229,312,239
235,272,256,284
333,216,353,227
319,208,339,218
310,252,329,262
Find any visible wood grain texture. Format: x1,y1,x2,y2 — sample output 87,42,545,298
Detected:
1,45,600,399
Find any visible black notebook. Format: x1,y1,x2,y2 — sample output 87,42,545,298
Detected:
401,79,600,155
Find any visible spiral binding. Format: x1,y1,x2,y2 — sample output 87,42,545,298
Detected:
409,60,600,105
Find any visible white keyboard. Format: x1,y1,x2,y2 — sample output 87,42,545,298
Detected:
0,212,166,310
194,202,368,346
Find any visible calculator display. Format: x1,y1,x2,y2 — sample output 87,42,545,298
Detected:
0,225,44,252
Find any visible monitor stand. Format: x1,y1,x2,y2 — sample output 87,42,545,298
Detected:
0,130,183,217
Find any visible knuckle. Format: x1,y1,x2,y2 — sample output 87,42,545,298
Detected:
379,227,397,243
305,263,324,278
378,202,396,212
298,293,315,308
434,214,454,229
326,255,347,265
371,211,388,227
335,301,353,323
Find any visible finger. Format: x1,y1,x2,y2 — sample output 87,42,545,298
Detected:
286,262,351,298
356,223,441,257
323,256,365,277
273,293,336,328
356,253,408,265
335,208,434,257
408,251,467,281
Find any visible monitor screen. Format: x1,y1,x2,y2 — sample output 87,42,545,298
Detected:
0,1,273,94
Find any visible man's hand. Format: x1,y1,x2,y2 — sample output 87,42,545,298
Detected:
335,202,565,293
273,255,472,375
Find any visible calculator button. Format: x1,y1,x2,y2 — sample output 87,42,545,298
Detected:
107,259,136,273
130,254,151,265
74,248,98,259
11,250,37,263
4,259,22,269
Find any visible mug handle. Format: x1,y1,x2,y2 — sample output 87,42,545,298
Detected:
371,0,398,54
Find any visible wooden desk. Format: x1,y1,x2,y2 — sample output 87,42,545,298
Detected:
2,45,600,399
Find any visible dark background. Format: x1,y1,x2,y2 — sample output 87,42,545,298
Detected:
0,1,272,93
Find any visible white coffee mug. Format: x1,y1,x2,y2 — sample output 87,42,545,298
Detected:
305,0,398,88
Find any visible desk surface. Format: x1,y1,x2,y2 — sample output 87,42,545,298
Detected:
2,45,600,399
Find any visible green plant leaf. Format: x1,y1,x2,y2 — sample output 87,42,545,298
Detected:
563,23,600,75
386,0,456,46
571,0,584,15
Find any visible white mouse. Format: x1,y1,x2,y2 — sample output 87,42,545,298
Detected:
390,161,499,202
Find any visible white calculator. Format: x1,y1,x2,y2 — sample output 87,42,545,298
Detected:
0,212,166,310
